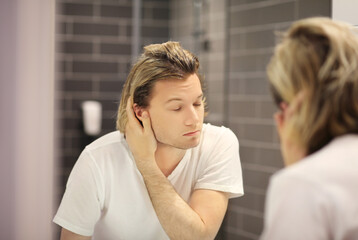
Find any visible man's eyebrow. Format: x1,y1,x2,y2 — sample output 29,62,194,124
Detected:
165,94,203,104
165,98,183,104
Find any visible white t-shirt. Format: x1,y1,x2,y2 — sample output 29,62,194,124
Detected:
261,134,358,240
54,123,244,239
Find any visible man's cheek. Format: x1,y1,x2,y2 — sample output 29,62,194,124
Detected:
149,120,161,140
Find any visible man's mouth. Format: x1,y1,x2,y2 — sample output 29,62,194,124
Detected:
183,130,200,136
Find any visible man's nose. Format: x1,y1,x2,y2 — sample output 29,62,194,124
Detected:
184,106,199,126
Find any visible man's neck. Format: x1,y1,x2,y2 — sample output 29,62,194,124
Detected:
155,143,186,177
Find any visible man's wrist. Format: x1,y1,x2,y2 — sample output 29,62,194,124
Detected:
135,157,160,176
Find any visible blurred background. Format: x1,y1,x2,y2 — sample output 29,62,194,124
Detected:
2,0,357,239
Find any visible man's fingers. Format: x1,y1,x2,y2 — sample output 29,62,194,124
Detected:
126,97,143,130
141,111,154,135
126,97,135,120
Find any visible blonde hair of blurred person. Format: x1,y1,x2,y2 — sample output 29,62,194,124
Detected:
261,17,358,240
267,17,358,165
117,41,207,134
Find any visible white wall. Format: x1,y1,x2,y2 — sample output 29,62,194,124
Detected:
332,0,358,25
0,0,56,239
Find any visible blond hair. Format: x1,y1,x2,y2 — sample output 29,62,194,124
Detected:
267,17,358,154
116,41,206,133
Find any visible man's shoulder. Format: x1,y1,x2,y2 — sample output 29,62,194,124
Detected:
80,131,132,167
201,123,238,147
202,123,237,140
85,130,126,152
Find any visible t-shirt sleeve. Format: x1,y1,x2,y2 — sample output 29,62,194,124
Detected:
260,172,332,240
194,127,244,198
53,149,104,236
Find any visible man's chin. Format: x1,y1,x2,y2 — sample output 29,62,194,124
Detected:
157,136,201,150
177,140,201,150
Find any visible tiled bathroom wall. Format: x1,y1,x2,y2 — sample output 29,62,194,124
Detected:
55,0,170,210
171,0,228,126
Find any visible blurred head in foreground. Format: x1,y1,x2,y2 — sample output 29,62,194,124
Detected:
267,17,358,165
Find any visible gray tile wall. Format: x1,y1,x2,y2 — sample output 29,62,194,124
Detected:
172,0,331,239
57,0,132,192
55,0,170,226
171,0,227,125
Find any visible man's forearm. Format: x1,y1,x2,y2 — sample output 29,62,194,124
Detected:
138,161,211,240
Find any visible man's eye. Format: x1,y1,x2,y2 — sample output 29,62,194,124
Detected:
173,107,181,111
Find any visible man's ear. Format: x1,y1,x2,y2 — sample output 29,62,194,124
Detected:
133,103,144,121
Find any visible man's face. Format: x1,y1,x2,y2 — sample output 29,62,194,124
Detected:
146,73,204,150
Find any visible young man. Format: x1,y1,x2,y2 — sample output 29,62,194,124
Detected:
54,41,243,240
